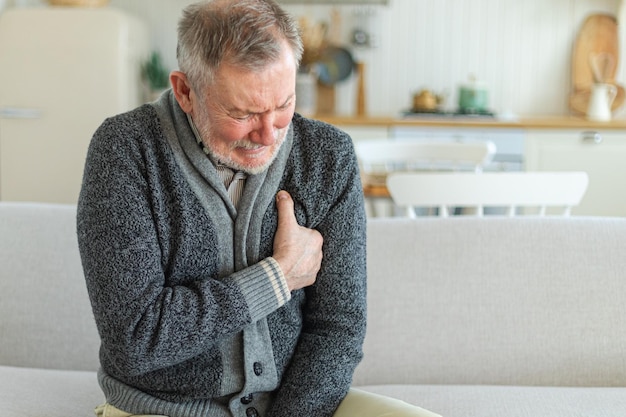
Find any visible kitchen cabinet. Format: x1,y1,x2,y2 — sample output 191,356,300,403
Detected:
335,125,390,143
321,116,626,218
391,126,525,171
525,129,626,217
330,122,525,168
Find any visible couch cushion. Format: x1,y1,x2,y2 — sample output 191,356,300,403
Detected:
0,202,100,371
0,365,102,417
355,216,626,387
359,384,626,417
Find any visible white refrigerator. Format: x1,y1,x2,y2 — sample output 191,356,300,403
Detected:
0,7,149,204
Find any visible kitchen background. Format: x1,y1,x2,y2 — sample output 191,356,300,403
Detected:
0,0,624,117
109,0,626,118
2,0,626,214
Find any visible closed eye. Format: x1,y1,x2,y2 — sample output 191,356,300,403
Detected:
230,96,294,120
229,111,255,121
280,95,295,110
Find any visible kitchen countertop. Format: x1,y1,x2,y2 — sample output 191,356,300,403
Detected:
314,114,626,130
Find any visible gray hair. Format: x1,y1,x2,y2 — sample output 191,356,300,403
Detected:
176,0,303,90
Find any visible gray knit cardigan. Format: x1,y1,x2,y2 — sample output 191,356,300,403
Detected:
76,91,367,417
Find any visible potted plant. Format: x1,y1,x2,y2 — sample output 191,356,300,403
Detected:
141,51,170,101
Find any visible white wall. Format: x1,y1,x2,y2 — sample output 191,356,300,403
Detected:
106,0,624,117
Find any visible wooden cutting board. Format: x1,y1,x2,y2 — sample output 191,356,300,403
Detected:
570,13,624,114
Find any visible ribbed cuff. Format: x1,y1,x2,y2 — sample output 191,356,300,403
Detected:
232,257,291,322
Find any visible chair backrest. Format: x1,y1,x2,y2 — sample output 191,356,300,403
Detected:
355,140,497,176
386,171,590,217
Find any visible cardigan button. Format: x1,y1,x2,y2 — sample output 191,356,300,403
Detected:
240,393,254,405
253,361,263,376
246,407,259,417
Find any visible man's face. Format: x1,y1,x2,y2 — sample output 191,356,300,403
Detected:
191,45,297,175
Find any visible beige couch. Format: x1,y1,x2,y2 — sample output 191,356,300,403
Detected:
2,202,626,417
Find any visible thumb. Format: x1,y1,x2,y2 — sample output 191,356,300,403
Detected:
276,190,297,227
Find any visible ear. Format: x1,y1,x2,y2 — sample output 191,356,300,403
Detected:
170,71,194,113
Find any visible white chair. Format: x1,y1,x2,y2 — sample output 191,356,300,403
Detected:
356,140,496,174
386,171,589,218
355,140,497,217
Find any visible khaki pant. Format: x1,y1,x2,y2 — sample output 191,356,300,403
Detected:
95,388,442,417
335,389,442,417
94,403,167,417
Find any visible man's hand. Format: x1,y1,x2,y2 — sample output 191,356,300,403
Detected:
272,190,323,291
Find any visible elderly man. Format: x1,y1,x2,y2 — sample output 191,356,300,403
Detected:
77,1,439,417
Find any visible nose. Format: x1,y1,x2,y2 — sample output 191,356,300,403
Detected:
249,113,276,146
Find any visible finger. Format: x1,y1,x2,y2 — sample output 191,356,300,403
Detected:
276,190,297,227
